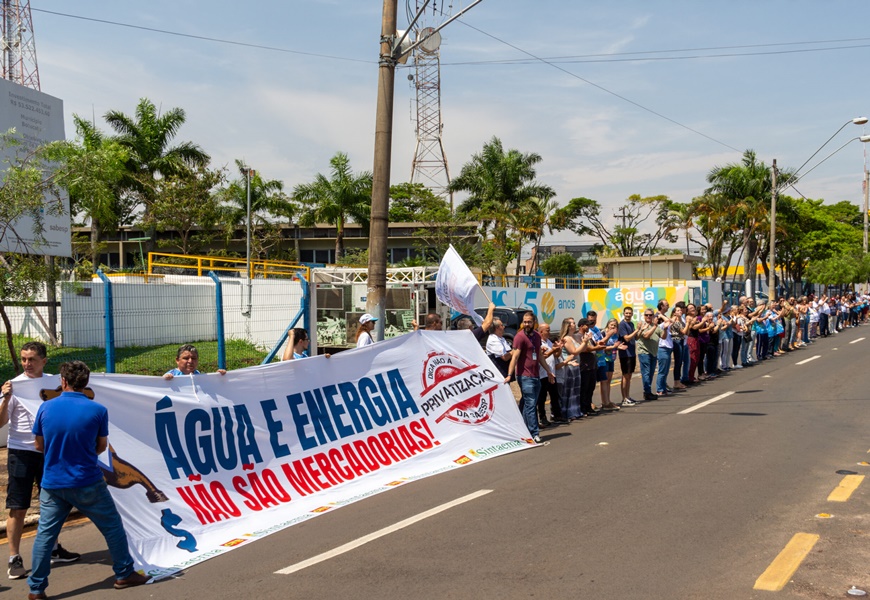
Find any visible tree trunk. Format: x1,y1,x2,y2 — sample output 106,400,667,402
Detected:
515,230,524,284
0,303,20,375
742,230,757,292
495,225,509,276
335,218,344,261
91,224,101,273
294,223,301,263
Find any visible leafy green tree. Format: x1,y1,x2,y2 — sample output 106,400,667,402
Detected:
0,132,68,371
335,248,368,267
51,116,129,272
552,194,680,256
294,152,372,260
541,252,581,276
105,98,210,253
705,150,794,284
146,166,227,256
775,196,863,292
685,193,743,279
505,194,559,278
217,160,293,260
389,182,451,222
448,136,554,275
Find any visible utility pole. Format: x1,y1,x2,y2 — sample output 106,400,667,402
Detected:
863,165,868,254
367,0,398,341
768,159,777,299
244,167,254,317
613,208,629,230
613,207,629,258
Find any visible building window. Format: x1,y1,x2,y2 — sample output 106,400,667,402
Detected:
300,249,334,264
390,247,410,263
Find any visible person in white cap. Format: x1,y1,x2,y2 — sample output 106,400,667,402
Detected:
356,313,378,348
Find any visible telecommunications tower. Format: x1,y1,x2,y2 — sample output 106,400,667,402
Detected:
0,0,39,90
409,1,452,206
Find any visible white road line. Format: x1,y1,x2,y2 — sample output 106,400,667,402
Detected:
275,489,493,575
850,337,865,344
678,391,735,415
795,355,821,365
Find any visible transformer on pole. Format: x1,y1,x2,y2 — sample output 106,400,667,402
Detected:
409,4,452,208
1,0,39,90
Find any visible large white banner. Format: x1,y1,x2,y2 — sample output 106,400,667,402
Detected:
13,331,534,579
436,245,484,325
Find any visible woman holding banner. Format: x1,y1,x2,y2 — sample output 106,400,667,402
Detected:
356,314,377,348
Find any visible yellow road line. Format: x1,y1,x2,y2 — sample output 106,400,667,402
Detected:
827,474,864,502
753,533,819,591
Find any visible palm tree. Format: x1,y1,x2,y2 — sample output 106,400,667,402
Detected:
448,136,554,275
64,116,130,271
105,98,210,253
219,160,292,259
509,195,559,278
705,150,790,286
294,152,372,260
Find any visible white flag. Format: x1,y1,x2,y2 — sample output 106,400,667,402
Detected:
435,245,483,325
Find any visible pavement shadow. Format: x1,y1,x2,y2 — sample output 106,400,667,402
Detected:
540,431,572,442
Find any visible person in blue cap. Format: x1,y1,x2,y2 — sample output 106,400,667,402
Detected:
356,313,378,348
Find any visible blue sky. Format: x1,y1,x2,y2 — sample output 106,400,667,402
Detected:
31,1,870,248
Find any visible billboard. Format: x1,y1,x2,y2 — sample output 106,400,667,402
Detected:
0,77,70,257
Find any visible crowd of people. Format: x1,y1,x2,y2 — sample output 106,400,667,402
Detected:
472,292,870,443
3,292,868,594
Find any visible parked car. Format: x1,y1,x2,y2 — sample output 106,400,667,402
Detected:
450,307,528,345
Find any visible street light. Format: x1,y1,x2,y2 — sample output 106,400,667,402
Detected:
792,135,870,185
783,123,870,297
793,117,868,177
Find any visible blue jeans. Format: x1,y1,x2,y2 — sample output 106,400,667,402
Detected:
638,353,657,395
517,375,541,437
28,480,135,594
672,339,685,384
656,347,672,393
680,339,690,382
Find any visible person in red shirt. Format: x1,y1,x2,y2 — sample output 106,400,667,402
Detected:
508,312,555,443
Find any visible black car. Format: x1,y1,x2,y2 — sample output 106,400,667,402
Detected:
450,307,528,345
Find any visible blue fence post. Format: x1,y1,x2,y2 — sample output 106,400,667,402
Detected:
96,269,115,373
208,271,226,371
261,272,311,365
299,272,310,333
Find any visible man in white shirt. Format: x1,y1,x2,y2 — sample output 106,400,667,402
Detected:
1,342,80,580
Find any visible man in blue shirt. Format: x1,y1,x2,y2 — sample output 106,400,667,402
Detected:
27,361,149,599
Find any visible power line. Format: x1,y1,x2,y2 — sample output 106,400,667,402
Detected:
446,42,870,66
456,20,742,153
31,7,373,65
34,7,868,70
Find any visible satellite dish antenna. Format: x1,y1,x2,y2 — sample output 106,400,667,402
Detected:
418,27,441,53
394,29,412,64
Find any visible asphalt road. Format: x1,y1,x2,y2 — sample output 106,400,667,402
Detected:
4,328,869,600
